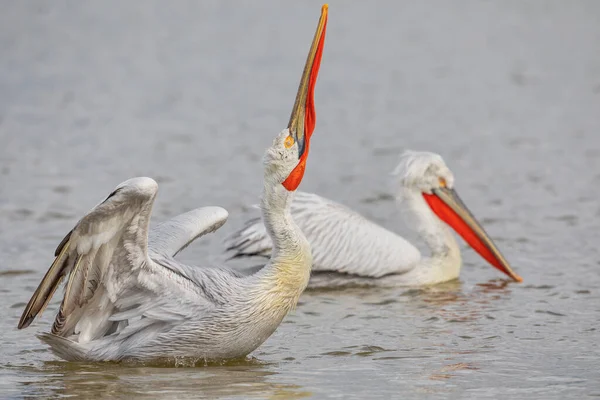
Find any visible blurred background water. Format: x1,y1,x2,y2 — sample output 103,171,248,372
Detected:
1,1,599,398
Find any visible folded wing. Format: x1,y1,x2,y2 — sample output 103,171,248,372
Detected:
225,192,422,278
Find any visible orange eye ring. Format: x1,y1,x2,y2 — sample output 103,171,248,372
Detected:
439,177,447,187
284,135,295,149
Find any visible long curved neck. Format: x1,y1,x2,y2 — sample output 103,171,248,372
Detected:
400,188,462,281
253,179,312,305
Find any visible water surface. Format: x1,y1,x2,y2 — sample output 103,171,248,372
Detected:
1,1,599,398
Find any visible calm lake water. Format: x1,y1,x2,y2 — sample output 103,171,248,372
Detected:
1,1,600,398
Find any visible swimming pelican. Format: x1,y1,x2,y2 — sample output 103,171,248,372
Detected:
224,151,523,286
17,4,328,362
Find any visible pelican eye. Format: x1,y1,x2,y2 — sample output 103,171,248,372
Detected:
439,177,447,188
284,135,295,149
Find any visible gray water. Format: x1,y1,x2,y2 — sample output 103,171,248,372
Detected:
1,1,599,398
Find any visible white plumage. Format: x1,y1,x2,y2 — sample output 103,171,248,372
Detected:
19,131,312,363
225,150,522,286
18,3,330,362
149,206,229,258
227,191,422,278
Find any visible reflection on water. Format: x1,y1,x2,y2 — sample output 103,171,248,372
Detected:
11,361,311,399
0,277,534,398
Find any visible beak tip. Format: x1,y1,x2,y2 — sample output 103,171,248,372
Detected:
514,274,523,283
322,4,328,13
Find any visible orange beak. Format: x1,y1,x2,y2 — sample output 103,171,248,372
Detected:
423,187,523,282
281,4,328,191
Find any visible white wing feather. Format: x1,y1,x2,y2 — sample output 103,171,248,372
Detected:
226,192,422,278
148,206,229,258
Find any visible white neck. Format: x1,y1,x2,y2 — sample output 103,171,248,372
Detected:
399,188,462,284
252,178,312,305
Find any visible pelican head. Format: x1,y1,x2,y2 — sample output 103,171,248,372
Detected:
394,150,523,283
264,4,328,192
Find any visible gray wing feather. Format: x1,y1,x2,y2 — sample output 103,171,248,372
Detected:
148,207,229,258
225,191,422,278
18,177,159,337
21,179,249,362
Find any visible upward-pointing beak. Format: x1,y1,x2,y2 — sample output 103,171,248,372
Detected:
281,4,328,191
424,187,523,283
288,4,328,160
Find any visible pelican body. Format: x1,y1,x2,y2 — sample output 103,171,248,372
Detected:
18,5,329,362
225,151,523,287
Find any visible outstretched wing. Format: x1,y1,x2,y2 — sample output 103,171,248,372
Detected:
18,177,159,339
225,191,422,278
148,207,229,258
